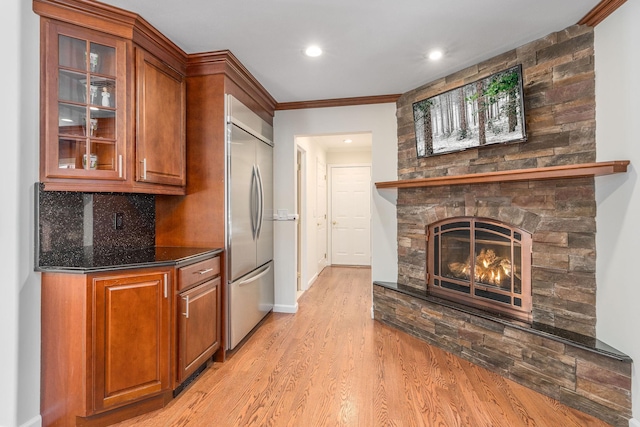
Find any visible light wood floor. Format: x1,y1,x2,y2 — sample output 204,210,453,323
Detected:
114,266,609,427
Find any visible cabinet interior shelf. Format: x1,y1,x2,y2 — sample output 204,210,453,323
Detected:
375,161,630,189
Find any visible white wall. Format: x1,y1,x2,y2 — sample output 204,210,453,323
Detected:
273,104,397,312
594,1,640,423
1,0,41,426
326,149,372,165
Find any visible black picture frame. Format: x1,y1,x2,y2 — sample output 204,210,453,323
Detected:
413,64,527,158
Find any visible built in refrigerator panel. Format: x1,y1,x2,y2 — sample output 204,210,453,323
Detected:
256,139,273,267
227,95,273,144
228,260,274,349
229,124,258,282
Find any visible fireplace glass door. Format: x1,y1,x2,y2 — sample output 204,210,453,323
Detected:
428,217,532,322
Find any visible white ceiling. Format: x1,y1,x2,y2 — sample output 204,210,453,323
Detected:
100,0,599,104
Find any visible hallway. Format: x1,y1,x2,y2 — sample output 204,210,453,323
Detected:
114,266,607,426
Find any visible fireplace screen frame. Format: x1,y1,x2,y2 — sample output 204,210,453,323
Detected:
427,217,532,322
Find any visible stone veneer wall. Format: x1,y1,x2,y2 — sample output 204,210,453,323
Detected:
394,25,598,338
373,285,632,426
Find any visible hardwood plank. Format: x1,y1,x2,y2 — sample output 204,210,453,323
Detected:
112,266,611,427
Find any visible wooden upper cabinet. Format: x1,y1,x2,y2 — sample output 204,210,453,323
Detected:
34,0,188,194
135,48,186,188
41,20,128,185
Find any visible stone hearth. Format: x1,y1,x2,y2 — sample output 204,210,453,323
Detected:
373,24,633,426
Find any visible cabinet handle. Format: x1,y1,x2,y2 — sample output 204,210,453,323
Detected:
182,295,190,318
141,158,147,180
118,155,123,178
163,274,168,299
196,268,214,275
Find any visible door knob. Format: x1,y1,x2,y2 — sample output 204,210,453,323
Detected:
332,221,337,225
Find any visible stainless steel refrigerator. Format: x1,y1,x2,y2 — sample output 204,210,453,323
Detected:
226,95,274,350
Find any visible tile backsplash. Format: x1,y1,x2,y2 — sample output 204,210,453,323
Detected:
36,183,155,263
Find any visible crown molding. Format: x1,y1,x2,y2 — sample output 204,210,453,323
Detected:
187,50,277,114
578,0,627,26
276,94,401,111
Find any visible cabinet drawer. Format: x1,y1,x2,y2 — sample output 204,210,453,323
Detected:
178,256,220,292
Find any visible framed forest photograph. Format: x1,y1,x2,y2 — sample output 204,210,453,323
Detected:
413,64,527,158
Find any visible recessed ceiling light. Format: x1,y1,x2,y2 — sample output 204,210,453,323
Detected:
305,45,322,57
428,50,443,61
343,139,352,144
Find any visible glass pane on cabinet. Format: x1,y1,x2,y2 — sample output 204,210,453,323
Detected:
58,103,86,136
58,70,86,104
89,109,116,140
90,141,116,171
59,35,86,70
89,42,116,76
90,77,116,108
58,138,85,170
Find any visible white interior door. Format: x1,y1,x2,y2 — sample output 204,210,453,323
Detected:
316,159,327,273
330,165,371,266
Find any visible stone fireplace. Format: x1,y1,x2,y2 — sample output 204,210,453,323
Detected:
373,24,632,427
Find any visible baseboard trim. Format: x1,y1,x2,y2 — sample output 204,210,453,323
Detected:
20,415,42,427
273,303,298,314
629,418,640,427
307,273,318,289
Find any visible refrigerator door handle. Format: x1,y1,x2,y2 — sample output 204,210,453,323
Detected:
255,164,264,239
250,165,258,239
237,263,272,286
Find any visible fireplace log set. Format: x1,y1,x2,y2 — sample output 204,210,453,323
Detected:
448,248,521,290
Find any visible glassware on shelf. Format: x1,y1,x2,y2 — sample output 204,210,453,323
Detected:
88,52,98,72
82,153,98,170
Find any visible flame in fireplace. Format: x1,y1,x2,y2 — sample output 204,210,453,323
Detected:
448,248,514,287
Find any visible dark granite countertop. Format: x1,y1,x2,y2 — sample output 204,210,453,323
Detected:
36,246,223,273
373,280,632,363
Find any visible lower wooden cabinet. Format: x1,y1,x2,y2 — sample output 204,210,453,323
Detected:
177,276,221,383
41,267,173,427
92,271,172,412
175,255,222,386
40,253,224,426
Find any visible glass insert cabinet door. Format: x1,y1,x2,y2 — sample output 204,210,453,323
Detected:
44,22,127,180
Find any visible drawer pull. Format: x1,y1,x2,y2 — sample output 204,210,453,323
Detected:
196,268,214,275
182,295,190,318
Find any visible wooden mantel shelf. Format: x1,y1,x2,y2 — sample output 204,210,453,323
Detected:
375,161,630,189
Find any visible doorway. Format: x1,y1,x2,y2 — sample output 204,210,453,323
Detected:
329,165,371,266
316,158,328,274
296,147,305,294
